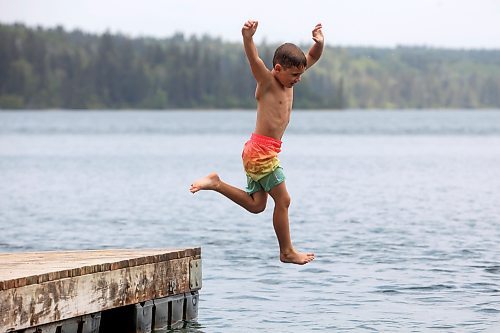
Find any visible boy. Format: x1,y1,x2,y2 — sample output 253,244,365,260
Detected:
190,20,324,265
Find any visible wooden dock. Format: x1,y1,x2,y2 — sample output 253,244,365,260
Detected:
0,247,202,332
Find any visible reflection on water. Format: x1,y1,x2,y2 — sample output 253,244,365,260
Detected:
1,110,499,332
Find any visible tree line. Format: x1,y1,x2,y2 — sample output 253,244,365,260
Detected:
1,23,499,109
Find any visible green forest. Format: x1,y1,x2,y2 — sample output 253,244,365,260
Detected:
1,23,499,109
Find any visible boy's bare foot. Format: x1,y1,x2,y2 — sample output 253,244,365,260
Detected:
280,250,315,265
190,172,221,193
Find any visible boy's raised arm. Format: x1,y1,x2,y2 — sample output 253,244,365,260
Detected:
242,20,271,83
306,23,324,69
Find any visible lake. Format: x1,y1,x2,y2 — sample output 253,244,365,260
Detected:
1,110,499,332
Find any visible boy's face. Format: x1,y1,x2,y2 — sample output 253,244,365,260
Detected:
274,64,305,88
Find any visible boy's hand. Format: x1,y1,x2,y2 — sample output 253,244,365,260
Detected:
312,23,324,44
242,20,258,38
306,23,324,68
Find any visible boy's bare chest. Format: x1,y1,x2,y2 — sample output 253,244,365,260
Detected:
276,89,294,110
256,85,294,110
255,89,293,137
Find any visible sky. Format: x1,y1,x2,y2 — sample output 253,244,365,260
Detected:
1,0,499,49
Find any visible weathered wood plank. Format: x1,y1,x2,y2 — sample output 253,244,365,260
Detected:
0,248,201,291
0,248,201,332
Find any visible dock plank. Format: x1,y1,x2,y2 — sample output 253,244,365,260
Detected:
0,248,200,290
0,247,201,332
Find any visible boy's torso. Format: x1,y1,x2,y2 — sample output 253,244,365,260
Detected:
253,78,294,140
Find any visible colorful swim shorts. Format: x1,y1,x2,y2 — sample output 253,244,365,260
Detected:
242,133,286,195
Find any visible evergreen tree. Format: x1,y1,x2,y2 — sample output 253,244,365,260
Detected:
0,23,499,109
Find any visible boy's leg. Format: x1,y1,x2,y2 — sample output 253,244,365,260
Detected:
268,181,315,265
190,172,267,214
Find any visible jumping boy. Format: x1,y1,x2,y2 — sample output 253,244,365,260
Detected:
190,20,324,265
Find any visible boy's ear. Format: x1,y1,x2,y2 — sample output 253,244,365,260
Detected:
274,63,282,72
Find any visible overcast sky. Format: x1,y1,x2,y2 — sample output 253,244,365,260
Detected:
1,0,499,48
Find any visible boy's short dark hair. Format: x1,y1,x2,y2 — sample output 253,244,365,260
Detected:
273,43,307,69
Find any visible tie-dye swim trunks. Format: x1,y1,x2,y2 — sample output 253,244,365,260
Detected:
242,133,286,195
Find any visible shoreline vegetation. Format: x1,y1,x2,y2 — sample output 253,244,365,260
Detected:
1,23,499,110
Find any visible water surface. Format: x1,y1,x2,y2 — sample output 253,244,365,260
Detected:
1,110,499,332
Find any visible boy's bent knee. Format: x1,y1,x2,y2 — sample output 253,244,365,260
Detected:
248,202,266,214
247,191,267,213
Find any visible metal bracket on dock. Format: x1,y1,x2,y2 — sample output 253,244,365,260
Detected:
189,259,202,290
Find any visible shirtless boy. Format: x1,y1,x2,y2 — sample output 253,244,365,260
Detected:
190,20,324,265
